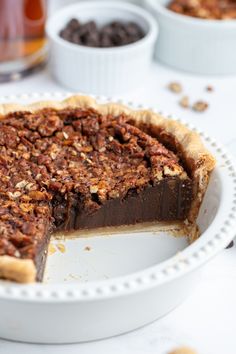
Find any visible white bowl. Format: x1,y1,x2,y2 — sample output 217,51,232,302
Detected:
46,2,158,95
145,0,236,75
0,92,236,344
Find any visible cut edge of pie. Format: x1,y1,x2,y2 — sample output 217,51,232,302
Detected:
0,95,216,283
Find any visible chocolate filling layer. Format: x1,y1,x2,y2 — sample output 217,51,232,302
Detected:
53,178,192,231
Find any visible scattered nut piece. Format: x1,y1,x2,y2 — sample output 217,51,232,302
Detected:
169,346,198,354
56,243,66,253
179,96,189,109
48,244,57,255
84,246,91,251
168,82,183,93
192,100,209,112
206,85,214,92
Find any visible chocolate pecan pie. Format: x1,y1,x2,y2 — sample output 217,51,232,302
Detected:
0,96,215,283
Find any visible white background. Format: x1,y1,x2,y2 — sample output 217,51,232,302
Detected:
1,0,236,350
0,62,235,354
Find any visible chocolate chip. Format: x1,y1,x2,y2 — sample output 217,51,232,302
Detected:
100,33,112,47
71,33,81,45
67,18,80,30
59,29,71,41
59,18,145,48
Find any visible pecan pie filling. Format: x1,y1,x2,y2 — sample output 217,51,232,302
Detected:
0,107,195,281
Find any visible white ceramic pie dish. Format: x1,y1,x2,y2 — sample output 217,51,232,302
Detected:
0,92,235,344
145,0,236,75
46,1,158,95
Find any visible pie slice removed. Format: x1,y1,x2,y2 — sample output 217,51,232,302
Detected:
0,96,215,282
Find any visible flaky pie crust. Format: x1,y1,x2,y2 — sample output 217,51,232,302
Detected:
0,95,215,283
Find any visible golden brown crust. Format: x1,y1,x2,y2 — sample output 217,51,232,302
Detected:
0,95,215,282
0,256,36,283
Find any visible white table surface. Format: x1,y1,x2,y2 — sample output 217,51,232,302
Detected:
0,63,235,354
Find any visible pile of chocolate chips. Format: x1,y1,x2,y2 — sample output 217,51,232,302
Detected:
59,19,145,48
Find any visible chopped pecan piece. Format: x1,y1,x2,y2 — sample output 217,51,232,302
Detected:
179,96,190,109
168,82,183,93
192,100,209,112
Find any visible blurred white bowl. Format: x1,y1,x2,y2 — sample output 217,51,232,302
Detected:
46,1,158,95
145,0,236,75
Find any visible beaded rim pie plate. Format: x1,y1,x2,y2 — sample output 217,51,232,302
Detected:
0,92,235,302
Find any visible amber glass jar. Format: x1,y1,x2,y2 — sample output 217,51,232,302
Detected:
0,0,47,82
